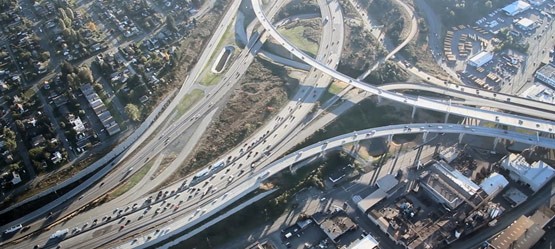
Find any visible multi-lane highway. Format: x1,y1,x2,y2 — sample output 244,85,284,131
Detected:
126,123,555,249
0,0,247,243
4,0,555,248
250,0,555,134
0,0,345,248
381,82,555,120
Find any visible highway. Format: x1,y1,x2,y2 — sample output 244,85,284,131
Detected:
5,0,555,248
352,0,419,81
0,0,248,244
0,0,345,248
250,0,555,134
381,82,555,120
123,123,555,249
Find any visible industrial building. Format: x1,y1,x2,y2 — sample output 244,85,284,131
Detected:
489,215,545,249
348,235,379,249
501,154,555,192
468,51,493,68
318,210,357,242
535,64,555,89
502,0,531,16
516,18,536,30
356,174,399,213
419,161,480,210
479,173,509,198
439,146,460,164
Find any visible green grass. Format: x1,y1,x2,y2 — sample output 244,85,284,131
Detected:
319,81,348,104
174,89,205,119
23,87,37,100
278,26,318,57
328,81,348,95
200,70,222,86
109,160,154,199
199,18,236,87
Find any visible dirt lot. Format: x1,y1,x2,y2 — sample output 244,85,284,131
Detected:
175,59,300,179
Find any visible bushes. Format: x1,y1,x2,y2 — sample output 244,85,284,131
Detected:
425,0,514,26
276,0,319,20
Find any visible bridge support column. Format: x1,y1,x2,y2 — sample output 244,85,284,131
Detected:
413,146,424,169
458,133,464,143
387,134,393,143
411,106,416,121
422,131,429,143
493,137,500,151
444,112,450,123
349,141,359,155
377,95,381,103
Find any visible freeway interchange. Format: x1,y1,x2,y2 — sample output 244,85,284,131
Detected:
2,0,555,248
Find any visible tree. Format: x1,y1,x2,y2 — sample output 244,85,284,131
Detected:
65,7,74,20
125,104,141,121
93,83,103,93
78,66,94,83
8,163,21,172
61,60,75,75
166,15,178,33
15,120,25,133
5,139,17,152
29,147,45,159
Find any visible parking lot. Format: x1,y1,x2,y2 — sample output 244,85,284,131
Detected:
442,2,555,93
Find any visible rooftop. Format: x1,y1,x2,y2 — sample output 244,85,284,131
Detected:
490,215,544,249
516,17,535,28
479,173,509,197
501,154,555,192
502,0,531,15
320,211,357,242
348,235,379,249
420,161,480,209
536,64,555,79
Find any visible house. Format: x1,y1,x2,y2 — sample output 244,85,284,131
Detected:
31,134,46,147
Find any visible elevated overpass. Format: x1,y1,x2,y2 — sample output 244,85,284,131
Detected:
250,0,555,134
132,123,555,248
381,82,555,120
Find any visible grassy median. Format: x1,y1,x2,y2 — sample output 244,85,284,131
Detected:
279,25,319,57
174,89,205,120
108,160,154,200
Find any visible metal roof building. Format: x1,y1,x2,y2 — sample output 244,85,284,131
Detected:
535,64,555,89
420,161,480,210
516,18,535,30
356,174,398,213
348,235,379,249
479,172,509,198
502,1,531,16
501,154,555,192
468,51,493,67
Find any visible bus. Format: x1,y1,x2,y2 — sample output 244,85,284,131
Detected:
209,160,225,173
